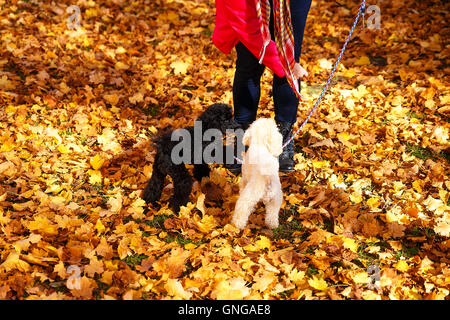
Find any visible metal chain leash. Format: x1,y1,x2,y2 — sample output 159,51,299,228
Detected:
233,0,367,164
282,0,366,148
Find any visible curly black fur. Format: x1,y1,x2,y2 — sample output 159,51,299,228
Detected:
142,103,240,212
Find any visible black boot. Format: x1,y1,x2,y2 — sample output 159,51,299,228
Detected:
224,122,250,175
276,121,295,173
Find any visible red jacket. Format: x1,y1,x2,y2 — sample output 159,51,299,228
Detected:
212,0,286,78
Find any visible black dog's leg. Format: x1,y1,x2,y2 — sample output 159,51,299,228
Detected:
193,163,210,182
168,164,193,212
142,154,166,205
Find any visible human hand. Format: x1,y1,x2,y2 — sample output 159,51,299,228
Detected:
293,63,308,79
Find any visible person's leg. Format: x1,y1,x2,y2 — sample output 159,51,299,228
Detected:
272,0,312,172
233,42,266,124
227,42,265,174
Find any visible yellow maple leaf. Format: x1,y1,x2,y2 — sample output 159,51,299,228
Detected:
252,271,276,292
165,279,192,299
127,198,146,219
170,61,190,75
355,55,370,66
12,234,41,253
0,252,30,272
84,257,104,277
94,219,106,235
243,244,258,252
256,236,271,250
318,58,332,70
412,180,423,193
394,260,410,272
88,169,103,185
434,214,449,237
352,271,370,284
367,197,381,209
312,160,329,169
342,67,356,78
194,214,217,233
53,261,68,278
342,236,358,253
308,275,328,291
212,277,250,300
57,144,71,154
184,243,197,250
27,216,58,235
12,200,34,212
289,269,305,285
107,192,123,215
90,154,105,170
362,291,382,300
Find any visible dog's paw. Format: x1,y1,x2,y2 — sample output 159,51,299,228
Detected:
231,216,247,230
141,189,154,204
265,219,279,230
141,186,161,205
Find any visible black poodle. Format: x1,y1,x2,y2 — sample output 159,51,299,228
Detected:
142,103,240,212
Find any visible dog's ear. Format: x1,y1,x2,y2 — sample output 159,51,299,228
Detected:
265,124,283,157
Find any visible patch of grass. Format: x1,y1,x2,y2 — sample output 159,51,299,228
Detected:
201,28,212,37
394,243,419,260
48,280,70,294
181,260,198,277
162,233,206,246
357,244,380,266
175,234,201,246
141,103,160,117
278,289,294,299
407,226,436,239
93,280,111,299
406,144,434,160
306,264,319,277
406,144,449,163
439,149,450,163
272,206,309,241
142,231,152,237
123,254,149,269
60,127,75,136
407,111,425,121
145,214,172,229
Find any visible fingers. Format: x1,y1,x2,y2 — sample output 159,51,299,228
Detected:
293,62,308,79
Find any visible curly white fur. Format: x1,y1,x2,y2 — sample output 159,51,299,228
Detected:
231,118,284,230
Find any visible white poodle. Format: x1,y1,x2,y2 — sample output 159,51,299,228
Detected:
231,118,284,230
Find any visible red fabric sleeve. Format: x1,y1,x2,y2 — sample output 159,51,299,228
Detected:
219,0,286,78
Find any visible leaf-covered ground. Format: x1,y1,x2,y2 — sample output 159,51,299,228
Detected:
0,0,449,300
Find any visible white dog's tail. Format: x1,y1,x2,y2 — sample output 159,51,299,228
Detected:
246,145,279,176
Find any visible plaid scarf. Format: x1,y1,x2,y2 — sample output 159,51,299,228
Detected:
256,0,302,100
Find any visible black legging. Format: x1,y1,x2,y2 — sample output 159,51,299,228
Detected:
233,0,312,124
